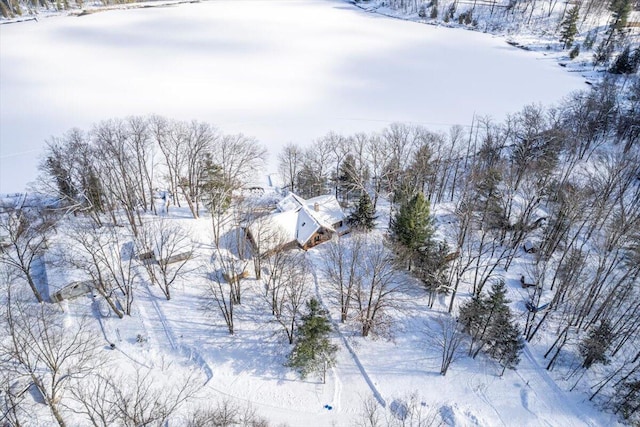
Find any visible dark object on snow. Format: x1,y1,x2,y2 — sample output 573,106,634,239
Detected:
137,250,157,265
520,275,537,288
525,301,549,313
523,240,538,254
110,343,116,350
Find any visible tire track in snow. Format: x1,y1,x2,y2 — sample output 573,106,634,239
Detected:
467,373,507,426
331,365,343,412
521,345,597,427
308,255,387,408
142,284,178,349
140,283,213,384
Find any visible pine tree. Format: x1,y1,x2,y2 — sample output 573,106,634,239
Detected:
459,294,490,356
390,192,434,252
559,5,580,50
348,192,377,232
414,241,450,307
579,319,613,369
569,44,581,60
610,45,640,74
614,378,640,421
486,310,524,375
593,39,615,67
609,0,632,33
337,154,359,202
288,299,338,383
459,279,522,369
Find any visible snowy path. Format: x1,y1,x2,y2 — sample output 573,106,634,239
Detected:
517,346,598,427
138,284,178,352
307,253,387,410
138,283,213,383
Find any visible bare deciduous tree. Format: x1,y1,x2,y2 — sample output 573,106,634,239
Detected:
0,282,101,427
64,221,139,318
355,239,403,338
0,207,58,303
323,235,363,323
137,218,194,301
426,315,465,376
186,399,268,427
70,368,199,427
270,251,310,344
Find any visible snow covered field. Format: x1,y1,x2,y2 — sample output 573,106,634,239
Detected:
39,203,619,427
0,0,586,192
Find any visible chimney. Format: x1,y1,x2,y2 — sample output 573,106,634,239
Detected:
314,202,320,212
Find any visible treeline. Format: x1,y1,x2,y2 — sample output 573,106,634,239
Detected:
40,115,266,233
368,0,640,72
0,0,146,18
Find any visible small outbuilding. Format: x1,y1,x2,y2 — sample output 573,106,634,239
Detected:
51,280,95,302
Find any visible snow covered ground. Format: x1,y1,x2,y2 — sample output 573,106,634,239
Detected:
32,200,621,427
0,0,587,192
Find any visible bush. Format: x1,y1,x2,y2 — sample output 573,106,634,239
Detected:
569,44,580,60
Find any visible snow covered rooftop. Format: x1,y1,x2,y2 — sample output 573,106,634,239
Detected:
247,193,347,253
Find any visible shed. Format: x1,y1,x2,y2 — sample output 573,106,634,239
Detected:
51,280,94,302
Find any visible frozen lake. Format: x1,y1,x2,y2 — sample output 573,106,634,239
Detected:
0,0,586,192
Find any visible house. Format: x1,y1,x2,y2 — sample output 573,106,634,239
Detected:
245,193,349,255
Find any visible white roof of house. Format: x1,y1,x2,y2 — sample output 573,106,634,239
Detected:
295,207,321,246
248,209,298,254
305,194,346,227
247,193,346,252
276,193,305,212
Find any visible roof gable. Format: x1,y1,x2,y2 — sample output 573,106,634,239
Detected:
295,207,322,245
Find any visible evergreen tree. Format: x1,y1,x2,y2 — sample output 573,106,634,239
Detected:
414,240,450,308
482,281,523,373
593,39,615,67
579,319,613,369
85,167,104,214
390,192,434,252
473,167,507,230
336,154,359,202
559,5,580,50
614,378,640,422
44,155,76,202
486,310,524,375
609,0,632,33
459,279,522,370
296,163,325,198
287,299,338,383
348,192,377,232
610,45,640,74
569,44,581,60
459,294,490,356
